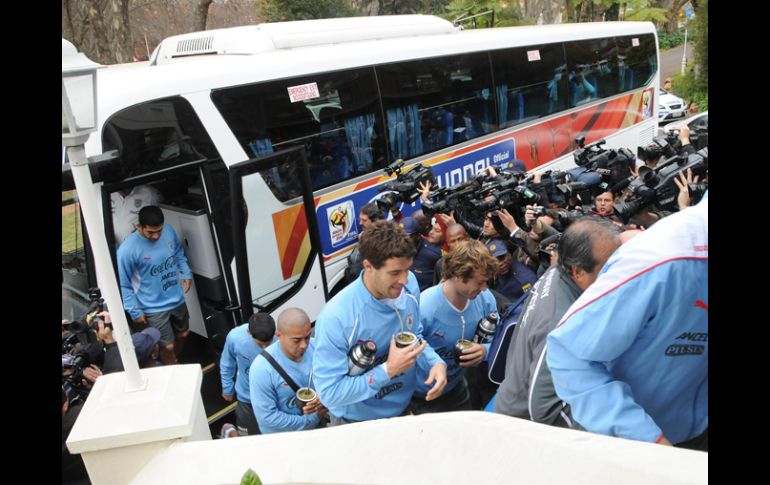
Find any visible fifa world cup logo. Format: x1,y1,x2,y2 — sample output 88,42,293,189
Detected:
330,207,349,234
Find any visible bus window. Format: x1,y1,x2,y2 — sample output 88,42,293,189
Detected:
376,52,494,160
614,34,657,92
490,42,568,127
101,97,220,184
565,38,620,107
211,67,387,197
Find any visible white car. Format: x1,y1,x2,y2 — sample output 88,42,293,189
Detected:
658,89,688,122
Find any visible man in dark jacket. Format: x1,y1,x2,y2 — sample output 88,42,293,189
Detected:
493,218,620,427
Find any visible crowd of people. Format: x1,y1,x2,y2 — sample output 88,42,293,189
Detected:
211,120,707,451
63,123,707,483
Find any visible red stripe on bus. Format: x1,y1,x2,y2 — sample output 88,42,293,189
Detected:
280,209,309,279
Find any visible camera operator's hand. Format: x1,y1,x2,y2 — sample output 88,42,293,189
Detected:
435,211,456,227
524,206,537,227
494,208,518,233
418,180,432,204
674,167,698,210
533,171,542,184
484,165,498,177
95,311,115,344
81,365,102,387
672,124,691,146
181,279,192,294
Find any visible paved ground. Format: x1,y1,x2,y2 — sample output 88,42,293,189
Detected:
660,42,694,81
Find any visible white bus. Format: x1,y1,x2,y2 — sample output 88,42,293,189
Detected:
62,15,660,354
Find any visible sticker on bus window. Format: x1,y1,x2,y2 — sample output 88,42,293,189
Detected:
327,200,358,247
527,50,541,62
632,38,640,47
287,82,320,103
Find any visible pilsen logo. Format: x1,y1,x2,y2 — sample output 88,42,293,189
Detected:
665,332,707,357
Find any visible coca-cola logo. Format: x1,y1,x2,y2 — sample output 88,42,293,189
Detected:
149,256,175,276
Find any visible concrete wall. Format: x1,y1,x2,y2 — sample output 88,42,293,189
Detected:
132,411,707,485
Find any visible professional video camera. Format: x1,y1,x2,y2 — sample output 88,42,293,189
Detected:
423,168,539,229
466,175,541,216
420,179,480,216
637,135,679,162
572,136,635,188
615,147,708,222
376,159,436,212
61,288,111,353
62,341,105,402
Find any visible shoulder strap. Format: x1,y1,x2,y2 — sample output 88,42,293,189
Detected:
259,351,300,392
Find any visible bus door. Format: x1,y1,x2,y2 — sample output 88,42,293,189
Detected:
229,146,328,322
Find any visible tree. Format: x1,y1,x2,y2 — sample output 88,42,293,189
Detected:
63,0,134,65
192,0,215,31
256,0,355,22
444,0,527,28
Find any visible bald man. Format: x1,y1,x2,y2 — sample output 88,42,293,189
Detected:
248,308,327,434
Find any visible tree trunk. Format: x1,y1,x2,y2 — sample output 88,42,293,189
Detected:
191,0,213,31
63,0,134,65
604,3,619,21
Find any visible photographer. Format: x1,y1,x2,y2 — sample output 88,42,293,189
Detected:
343,203,386,287
409,217,445,291
638,126,696,169
495,206,560,272
98,311,162,374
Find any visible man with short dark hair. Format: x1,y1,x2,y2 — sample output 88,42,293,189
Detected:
249,308,327,434
313,220,447,424
220,312,276,436
358,202,383,231
494,218,621,426
117,205,192,365
409,219,444,291
412,240,498,414
342,202,385,286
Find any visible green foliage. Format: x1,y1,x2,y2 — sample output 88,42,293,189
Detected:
670,65,706,113
442,0,526,28
657,30,685,50
625,7,668,23
693,0,707,93
257,0,356,22
240,469,262,485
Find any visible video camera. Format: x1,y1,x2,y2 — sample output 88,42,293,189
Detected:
572,136,635,188
62,340,104,402
376,159,436,212
615,147,708,222
637,134,680,162
61,288,111,353
421,168,537,229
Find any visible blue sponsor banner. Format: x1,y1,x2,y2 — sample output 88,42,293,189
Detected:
316,137,516,257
